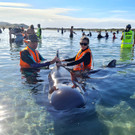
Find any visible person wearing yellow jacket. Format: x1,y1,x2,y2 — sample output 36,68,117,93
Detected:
36,24,42,39
121,24,135,48
58,36,93,71
20,34,58,69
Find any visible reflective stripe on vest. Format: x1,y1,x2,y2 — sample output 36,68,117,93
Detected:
20,46,41,68
73,48,92,71
121,30,134,48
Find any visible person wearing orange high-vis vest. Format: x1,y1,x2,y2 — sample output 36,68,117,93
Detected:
60,36,93,71
20,34,59,69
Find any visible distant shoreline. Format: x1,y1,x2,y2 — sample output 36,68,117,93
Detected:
0,22,135,31
44,28,127,32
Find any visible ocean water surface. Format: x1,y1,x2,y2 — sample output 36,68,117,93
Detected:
0,29,135,135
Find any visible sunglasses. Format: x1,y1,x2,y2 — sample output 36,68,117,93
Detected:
80,42,88,46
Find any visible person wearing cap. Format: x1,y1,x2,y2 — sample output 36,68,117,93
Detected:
121,24,135,48
20,34,58,69
58,36,93,71
36,24,42,39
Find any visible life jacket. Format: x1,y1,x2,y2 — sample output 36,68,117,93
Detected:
73,48,92,71
20,46,41,68
22,33,25,37
37,28,41,39
121,30,134,48
23,39,29,44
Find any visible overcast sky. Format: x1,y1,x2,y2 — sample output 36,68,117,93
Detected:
0,0,135,28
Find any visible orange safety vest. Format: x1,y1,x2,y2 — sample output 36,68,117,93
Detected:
73,48,92,71
20,46,41,68
22,33,25,37
24,39,29,44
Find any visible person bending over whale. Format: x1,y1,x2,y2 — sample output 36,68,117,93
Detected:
57,36,93,77
20,34,59,69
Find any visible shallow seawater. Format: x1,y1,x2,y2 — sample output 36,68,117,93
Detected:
0,29,135,135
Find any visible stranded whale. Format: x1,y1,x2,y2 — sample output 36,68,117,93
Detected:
48,50,116,110
48,66,85,110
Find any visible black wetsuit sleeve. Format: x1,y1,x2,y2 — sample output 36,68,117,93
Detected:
38,53,46,61
67,52,91,66
64,56,76,62
21,50,50,68
30,62,50,68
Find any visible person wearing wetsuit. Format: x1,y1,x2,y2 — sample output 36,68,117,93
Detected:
59,36,93,71
20,34,58,69
64,49,91,68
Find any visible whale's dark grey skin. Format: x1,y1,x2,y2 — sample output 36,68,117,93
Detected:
48,66,85,110
87,59,117,74
106,59,116,68
48,59,116,110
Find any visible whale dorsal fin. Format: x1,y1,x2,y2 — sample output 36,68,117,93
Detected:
107,59,116,68
56,50,59,58
56,50,61,67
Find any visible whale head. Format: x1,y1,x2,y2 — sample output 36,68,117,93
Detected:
49,85,85,110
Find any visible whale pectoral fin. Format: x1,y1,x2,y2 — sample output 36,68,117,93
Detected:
49,86,58,94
